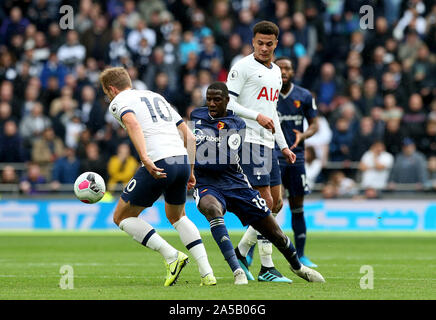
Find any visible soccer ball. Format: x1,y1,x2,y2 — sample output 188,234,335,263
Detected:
74,172,106,204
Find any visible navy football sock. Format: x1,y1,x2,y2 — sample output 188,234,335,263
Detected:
209,217,240,272
274,235,301,270
291,208,306,258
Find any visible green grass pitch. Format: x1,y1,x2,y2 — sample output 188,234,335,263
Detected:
0,231,435,300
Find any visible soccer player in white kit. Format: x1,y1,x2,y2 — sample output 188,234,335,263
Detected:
99,67,216,287
226,21,296,283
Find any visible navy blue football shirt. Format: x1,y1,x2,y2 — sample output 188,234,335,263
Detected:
190,107,250,190
275,84,318,165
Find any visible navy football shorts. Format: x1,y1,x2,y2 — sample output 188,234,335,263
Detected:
193,185,271,226
121,155,190,207
240,142,282,187
279,161,310,197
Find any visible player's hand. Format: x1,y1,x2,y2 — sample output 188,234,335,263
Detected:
290,129,303,150
281,147,296,164
143,158,167,179
256,114,275,133
187,173,196,190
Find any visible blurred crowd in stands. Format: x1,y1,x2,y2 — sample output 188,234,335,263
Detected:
0,0,435,198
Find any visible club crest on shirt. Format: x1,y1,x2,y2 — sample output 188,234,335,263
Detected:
293,100,301,108
228,133,241,150
111,103,117,113
229,70,238,80
217,121,225,130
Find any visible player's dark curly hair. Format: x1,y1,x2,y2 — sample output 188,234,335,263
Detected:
253,20,279,38
207,82,229,97
274,56,292,64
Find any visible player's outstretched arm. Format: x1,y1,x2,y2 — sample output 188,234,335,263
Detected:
121,112,167,179
177,121,196,190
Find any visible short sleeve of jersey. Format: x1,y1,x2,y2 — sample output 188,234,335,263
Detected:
109,95,135,127
226,61,247,98
169,104,183,126
304,92,318,120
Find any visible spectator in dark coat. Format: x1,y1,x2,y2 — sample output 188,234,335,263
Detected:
401,94,427,144
383,118,406,157
329,117,355,162
0,7,29,46
50,147,80,191
418,121,436,157
78,85,105,134
39,52,68,89
388,138,428,191
0,120,24,162
79,141,107,181
19,162,46,194
351,117,376,161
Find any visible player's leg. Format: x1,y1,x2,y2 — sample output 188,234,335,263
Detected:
237,142,289,281
113,198,184,285
250,214,325,283
252,152,287,281
117,167,189,286
243,184,283,267
234,185,270,281
166,203,215,286
287,164,318,267
289,195,315,267
252,185,289,281
271,184,284,216
227,188,291,283
195,188,248,285
163,156,215,286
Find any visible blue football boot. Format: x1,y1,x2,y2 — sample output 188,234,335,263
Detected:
299,256,318,268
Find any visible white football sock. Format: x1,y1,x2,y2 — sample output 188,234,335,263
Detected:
237,225,257,256
119,217,177,263
173,216,213,277
257,232,274,268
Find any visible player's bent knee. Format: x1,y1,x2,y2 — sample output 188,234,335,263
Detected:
200,204,223,220
113,212,126,227
199,196,223,220
113,199,143,226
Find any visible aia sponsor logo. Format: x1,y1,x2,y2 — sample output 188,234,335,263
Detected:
257,87,279,102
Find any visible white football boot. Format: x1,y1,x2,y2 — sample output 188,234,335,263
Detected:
291,264,325,282
233,268,248,285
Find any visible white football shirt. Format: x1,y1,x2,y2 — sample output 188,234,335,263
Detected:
226,53,288,150
109,89,187,162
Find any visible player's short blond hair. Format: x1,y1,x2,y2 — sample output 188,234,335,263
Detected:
99,67,132,91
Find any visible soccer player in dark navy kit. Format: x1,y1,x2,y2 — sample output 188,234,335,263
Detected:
191,82,325,284
275,57,319,267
